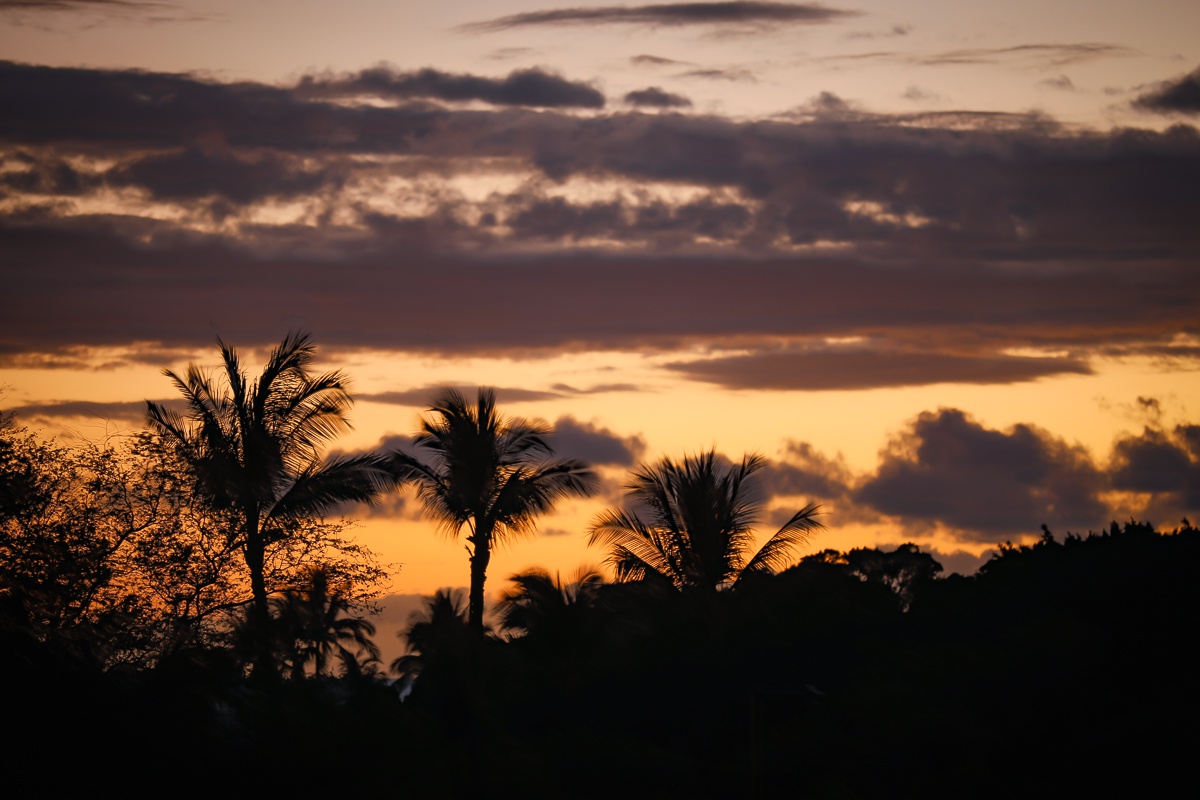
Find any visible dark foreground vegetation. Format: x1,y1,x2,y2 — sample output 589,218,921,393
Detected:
5,518,1196,798
3,334,1197,797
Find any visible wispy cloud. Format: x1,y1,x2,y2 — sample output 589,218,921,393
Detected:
821,42,1133,70
0,0,217,24
678,66,758,81
0,0,169,10
632,54,694,67
459,2,859,34
359,386,565,407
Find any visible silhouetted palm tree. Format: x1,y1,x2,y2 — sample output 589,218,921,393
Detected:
496,565,604,640
272,567,381,679
390,388,597,633
589,450,823,593
146,332,397,673
391,588,476,681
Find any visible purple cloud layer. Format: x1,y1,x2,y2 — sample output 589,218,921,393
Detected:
1,59,1197,394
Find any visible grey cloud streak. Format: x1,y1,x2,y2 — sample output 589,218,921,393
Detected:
0,0,176,12
359,386,564,407
0,0,216,25
818,42,1133,71
667,347,1092,391
459,2,858,33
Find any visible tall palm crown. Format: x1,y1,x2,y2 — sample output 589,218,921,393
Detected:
391,388,597,632
589,450,823,593
145,332,397,652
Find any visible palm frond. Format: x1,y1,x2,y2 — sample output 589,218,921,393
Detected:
589,449,821,593
267,453,400,525
740,502,825,581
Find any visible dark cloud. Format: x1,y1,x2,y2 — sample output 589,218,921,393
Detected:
854,409,1109,541
623,406,1200,546
549,416,646,466
757,441,880,528
1109,424,1200,516
1133,66,1200,116
6,399,161,427
0,60,402,151
667,346,1092,391
359,386,564,408
761,441,854,501
296,65,605,109
499,193,753,243
460,2,858,33
2,215,1197,385
632,54,692,67
0,152,96,195
624,87,694,108
550,383,641,395
108,147,335,203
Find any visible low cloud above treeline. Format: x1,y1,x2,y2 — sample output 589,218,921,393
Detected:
763,406,1200,545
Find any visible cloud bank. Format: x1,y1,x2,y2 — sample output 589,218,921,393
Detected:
1,60,1197,395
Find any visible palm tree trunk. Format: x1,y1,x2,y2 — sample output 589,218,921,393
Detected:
245,516,270,622
467,533,491,634
244,508,276,679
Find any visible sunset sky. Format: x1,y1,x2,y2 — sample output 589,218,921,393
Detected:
3,1,1200,657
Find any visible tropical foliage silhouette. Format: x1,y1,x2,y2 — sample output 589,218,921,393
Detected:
495,565,605,640
269,566,382,679
389,387,597,632
145,331,398,673
589,449,824,592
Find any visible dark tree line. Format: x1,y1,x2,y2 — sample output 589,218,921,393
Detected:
3,333,1198,797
